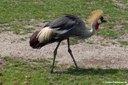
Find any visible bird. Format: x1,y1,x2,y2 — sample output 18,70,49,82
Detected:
29,10,107,73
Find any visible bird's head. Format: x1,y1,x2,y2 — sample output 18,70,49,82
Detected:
87,10,107,30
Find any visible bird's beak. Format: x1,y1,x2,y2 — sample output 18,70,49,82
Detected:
102,19,107,23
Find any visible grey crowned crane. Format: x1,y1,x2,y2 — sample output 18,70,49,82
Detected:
30,10,107,73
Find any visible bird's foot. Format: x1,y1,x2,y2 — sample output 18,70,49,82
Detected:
50,70,53,73
50,69,54,73
75,66,80,71
75,64,79,69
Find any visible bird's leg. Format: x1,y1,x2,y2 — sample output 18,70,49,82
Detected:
51,41,61,73
67,38,78,69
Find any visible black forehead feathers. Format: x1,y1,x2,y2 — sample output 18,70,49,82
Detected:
100,16,104,20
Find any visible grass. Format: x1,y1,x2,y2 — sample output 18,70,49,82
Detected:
96,29,119,38
0,0,128,37
0,57,128,85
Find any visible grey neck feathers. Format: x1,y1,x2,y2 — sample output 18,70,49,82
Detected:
80,23,96,39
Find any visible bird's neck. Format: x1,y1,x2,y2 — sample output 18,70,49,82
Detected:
81,22,99,38
89,22,99,33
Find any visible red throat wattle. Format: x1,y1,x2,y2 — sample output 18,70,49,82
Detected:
95,24,99,30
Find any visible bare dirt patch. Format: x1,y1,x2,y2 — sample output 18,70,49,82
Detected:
0,31,128,69
112,0,128,10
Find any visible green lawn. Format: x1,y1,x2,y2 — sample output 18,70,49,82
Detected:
0,0,128,37
0,0,128,23
0,57,128,85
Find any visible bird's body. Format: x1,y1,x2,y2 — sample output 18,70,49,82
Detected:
30,14,88,48
29,10,107,73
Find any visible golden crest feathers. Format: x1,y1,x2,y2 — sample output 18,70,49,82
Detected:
87,9,103,24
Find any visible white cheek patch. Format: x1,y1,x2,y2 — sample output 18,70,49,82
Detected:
98,19,102,24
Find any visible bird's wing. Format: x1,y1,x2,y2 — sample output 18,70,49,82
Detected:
44,14,79,32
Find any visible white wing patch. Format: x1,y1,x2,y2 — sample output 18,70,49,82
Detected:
37,27,55,43
37,27,71,43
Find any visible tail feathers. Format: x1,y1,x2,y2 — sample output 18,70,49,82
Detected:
29,31,42,48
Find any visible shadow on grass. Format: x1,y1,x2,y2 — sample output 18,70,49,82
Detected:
53,67,120,75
